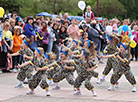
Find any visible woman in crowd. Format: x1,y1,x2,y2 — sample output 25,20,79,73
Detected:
67,19,80,40
52,23,60,60
47,21,55,53
2,22,13,72
59,25,69,46
38,22,49,52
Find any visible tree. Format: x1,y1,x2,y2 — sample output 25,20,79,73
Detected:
0,0,23,13
39,0,81,15
19,0,41,17
91,0,127,18
118,0,138,19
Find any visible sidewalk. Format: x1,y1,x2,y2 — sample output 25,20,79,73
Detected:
0,60,138,102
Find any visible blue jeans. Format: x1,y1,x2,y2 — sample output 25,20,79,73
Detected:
47,39,53,53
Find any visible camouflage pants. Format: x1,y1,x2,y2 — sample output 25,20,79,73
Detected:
102,58,119,76
17,66,33,81
53,71,75,85
29,71,49,90
91,71,99,78
47,67,60,79
74,75,94,90
110,70,136,85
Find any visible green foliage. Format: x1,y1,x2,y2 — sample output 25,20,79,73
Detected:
39,0,81,15
92,0,127,18
0,0,138,19
0,0,23,13
118,0,138,19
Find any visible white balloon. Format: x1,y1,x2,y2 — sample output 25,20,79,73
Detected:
78,1,86,11
106,26,113,35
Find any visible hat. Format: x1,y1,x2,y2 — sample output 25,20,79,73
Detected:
16,16,23,22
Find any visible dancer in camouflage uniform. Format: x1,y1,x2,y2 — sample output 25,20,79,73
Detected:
9,40,33,88
108,43,137,92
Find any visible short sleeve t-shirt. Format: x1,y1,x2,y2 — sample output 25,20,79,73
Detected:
3,30,13,40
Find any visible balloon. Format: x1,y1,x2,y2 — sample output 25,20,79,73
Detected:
78,1,86,11
0,7,5,18
122,25,128,32
106,26,113,35
129,40,136,48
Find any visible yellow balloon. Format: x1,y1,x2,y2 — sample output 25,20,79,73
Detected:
130,40,136,48
0,7,5,18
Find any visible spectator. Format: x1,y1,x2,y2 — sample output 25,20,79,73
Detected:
2,22,13,72
11,11,17,21
61,13,69,24
52,23,60,60
47,21,55,53
85,17,91,28
87,22,103,63
0,21,3,73
112,19,118,33
84,6,95,20
24,16,37,47
118,19,132,43
35,18,42,29
12,27,23,72
59,25,69,46
131,25,138,61
63,20,70,28
15,17,24,34
38,22,49,52
67,19,80,40
9,19,16,35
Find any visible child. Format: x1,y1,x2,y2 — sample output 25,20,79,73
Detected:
98,34,121,84
108,43,137,92
63,48,98,96
8,40,33,88
43,53,57,86
73,49,97,96
12,27,23,72
83,40,99,82
18,48,51,96
37,49,75,90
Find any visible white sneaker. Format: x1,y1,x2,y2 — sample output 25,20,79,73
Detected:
115,82,119,88
97,79,101,84
26,90,34,95
48,80,54,86
11,69,18,73
132,87,137,92
108,86,115,91
0,70,2,74
73,90,81,95
15,84,24,88
92,90,97,97
46,91,51,96
74,87,77,91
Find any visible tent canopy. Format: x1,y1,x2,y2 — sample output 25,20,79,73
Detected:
36,12,51,17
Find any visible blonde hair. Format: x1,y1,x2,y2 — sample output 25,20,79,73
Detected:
9,19,15,24
87,5,91,9
89,41,97,57
3,22,10,30
47,52,56,60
